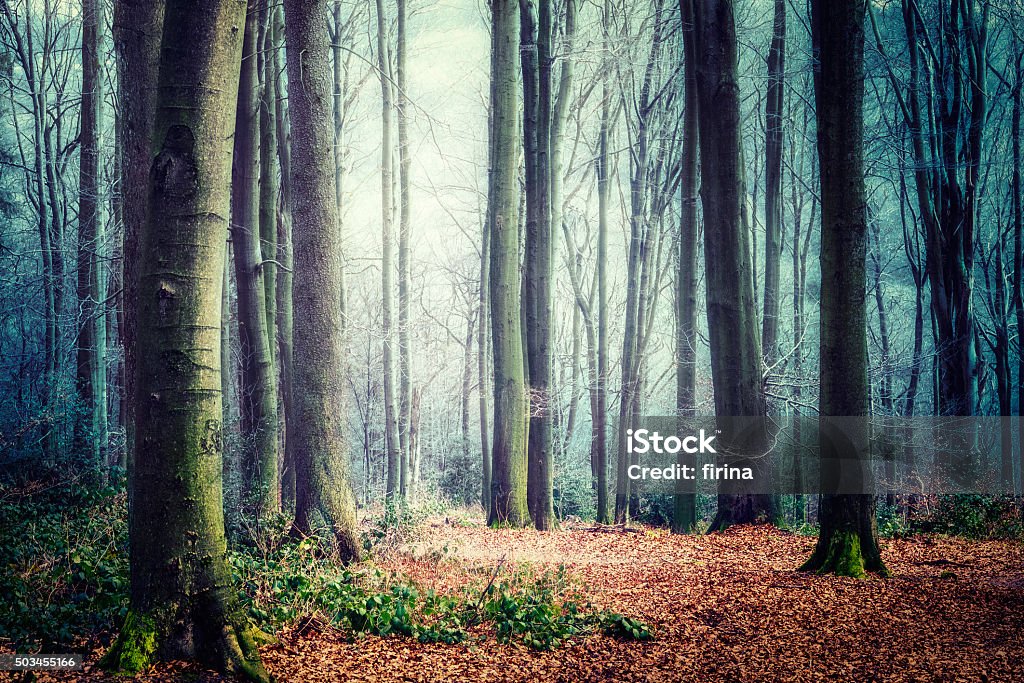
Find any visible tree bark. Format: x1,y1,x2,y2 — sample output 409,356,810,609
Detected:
285,0,361,560
375,0,402,503
112,0,163,471
521,0,555,530
761,0,785,369
273,4,296,511
76,0,105,473
800,0,886,578
692,0,774,530
231,2,279,518
479,209,492,513
397,0,414,500
487,0,530,527
100,2,270,678
673,0,699,534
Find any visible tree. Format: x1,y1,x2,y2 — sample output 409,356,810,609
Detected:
673,0,699,534
100,1,269,678
521,0,556,530
397,0,414,500
487,0,530,527
75,0,106,473
799,0,886,578
112,0,164,471
375,0,402,502
692,0,774,530
285,0,361,559
761,0,785,369
231,1,279,517
870,0,988,417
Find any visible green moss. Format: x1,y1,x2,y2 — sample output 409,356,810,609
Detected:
799,530,867,578
98,611,158,674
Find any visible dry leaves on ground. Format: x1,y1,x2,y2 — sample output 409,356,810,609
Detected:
38,524,1024,683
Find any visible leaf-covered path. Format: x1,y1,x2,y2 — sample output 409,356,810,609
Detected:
63,525,1024,682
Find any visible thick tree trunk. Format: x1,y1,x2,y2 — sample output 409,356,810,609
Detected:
285,0,361,560
76,0,105,473
800,0,886,578
693,0,774,531
231,3,279,518
487,0,530,527
112,0,163,471
673,0,699,534
375,0,402,503
100,3,270,678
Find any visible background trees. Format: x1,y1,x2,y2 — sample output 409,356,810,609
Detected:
0,0,1020,624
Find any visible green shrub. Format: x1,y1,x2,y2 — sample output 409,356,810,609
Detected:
922,495,1024,540
0,471,129,652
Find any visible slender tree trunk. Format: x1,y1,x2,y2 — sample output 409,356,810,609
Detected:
761,0,784,369
673,0,699,534
232,3,279,517
487,0,530,527
693,0,773,530
272,5,296,511
1013,54,1024,498
375,0,402,502
800,0,886,578
593,0,612,524
76,0,104,473
100,3,270,678
258,5,278,369
479,212,492,513
397,0,414,500
285,0,361,559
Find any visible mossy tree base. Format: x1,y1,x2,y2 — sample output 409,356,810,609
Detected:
799,494,889,578
100,607,271,682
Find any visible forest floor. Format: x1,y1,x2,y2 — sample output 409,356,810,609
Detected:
42,522,1024,683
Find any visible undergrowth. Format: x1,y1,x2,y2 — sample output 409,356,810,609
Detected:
0,473,652,655
231,526,652,650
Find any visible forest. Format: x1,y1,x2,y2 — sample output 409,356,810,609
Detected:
0,0,1022,680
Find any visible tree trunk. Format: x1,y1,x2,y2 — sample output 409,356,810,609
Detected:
258,4,278,369
397,0,414,500
231,3,279,518
593,0,612,525
521,0,555,530
479,211,492,514
1014,52,1024,498
800,0,886,578
285,0,361,560
673,0,699,534
273,4,296,511
761,0,784,369
375,0,402,503
76,0,105,474
100,2,270,678
487,0,530,527
693,0,774,531
112,0,163,472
